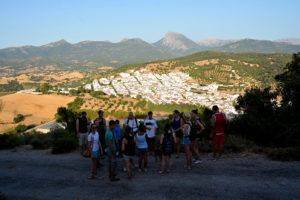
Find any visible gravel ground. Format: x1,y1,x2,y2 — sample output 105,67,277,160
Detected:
0,146,299,200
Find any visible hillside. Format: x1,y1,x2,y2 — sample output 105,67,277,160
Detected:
216,39,300,53
108,51,292,88
0,38,173,75
1,33,299,76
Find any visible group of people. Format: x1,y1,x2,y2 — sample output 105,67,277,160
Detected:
76,106,227,181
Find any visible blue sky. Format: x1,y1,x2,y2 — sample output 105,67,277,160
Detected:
0,0,299,48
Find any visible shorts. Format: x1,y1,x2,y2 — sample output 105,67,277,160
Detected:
123,154,135,161
91,150,100,158
183,136,191,145
146,137,156,152
137,148,148,154
213,134,225,148
78,133,87,146
175,130,183,139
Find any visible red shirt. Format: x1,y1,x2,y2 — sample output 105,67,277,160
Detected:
213,112,227,135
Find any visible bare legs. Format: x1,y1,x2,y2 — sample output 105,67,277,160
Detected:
160,155,171,173
191,140,201,160
138,150,148,171
184,144,192,169
125,159,133,178
175,137,181,158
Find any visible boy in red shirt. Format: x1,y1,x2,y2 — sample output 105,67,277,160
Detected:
211,105,227,158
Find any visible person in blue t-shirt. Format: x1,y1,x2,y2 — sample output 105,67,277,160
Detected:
114,119,123,156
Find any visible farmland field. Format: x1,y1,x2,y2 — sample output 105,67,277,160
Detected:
0,93,75,133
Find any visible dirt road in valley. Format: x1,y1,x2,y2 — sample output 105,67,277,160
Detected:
0,148,299,200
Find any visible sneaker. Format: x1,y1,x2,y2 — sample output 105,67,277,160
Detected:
194,160,202,164
123,167,127,172
158,170,164,175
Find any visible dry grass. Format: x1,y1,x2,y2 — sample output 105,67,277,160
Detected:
0,71,85,85
0,93,75,133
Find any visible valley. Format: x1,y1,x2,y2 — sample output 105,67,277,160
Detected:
0,36,296,133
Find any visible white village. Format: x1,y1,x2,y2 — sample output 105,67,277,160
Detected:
84,71,240,115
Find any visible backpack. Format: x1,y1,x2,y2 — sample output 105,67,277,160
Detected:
126,118,138,132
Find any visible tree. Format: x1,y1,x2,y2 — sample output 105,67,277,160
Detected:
36,83,53,94
275,53,300,113
230,53,300,147
235,87,277,117
55,107,77,134
275,52,300,147
13,114,25,124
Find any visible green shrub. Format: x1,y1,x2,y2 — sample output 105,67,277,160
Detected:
13,114,25,123
157,118,170,136
51,129,77,154
29,134,52,149
266,147,300,161
15,124,28,133
67,97,85,111
225,135,256,153
0,133,24,149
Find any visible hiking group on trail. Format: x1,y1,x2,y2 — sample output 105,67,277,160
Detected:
76,106,227,181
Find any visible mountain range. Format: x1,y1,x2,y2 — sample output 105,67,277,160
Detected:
0,32,299,72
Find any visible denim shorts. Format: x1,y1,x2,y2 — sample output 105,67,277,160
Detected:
91,150,100,158
137,148,148,154
123,154,135,161
182,136,191,145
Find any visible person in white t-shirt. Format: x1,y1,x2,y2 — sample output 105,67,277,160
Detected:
144,111,158,156
124,112,139,133
87,124,102,179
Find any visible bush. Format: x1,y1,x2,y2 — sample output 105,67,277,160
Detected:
51,129,77,154
266,147,300,161
13,114,25,123
67,97,85,111
0,133,24,149
157,118,170,136
225,135,256,153
15,124,28,133
29,134,52,149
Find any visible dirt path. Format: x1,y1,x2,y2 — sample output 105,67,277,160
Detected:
0,148,299,200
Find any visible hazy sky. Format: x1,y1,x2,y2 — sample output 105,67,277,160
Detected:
0,0,299,48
